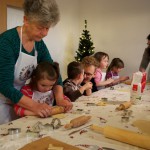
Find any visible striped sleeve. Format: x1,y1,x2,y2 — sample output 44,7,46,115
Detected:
14,85,33,117
0,29,23,104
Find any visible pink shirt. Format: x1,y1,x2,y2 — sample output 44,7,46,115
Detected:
94,68,102,83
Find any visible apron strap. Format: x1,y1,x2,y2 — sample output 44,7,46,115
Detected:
20,27,37,56
20,27,23,53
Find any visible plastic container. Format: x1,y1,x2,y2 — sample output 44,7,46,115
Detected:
130,83,142,104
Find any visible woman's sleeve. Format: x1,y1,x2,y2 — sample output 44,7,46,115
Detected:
0,37,23,104
139,48,150,70
14,86,33,117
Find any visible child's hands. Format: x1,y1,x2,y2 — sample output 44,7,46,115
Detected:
120,76,129,82
84,82,93,90
106,78,114,84
33,102,53,118
79,82,93,94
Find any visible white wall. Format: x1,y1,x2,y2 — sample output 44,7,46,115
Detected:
79,0,150,78
7,0,150,80
44,0,80,79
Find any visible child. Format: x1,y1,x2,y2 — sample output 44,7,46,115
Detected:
94,52,114,90
63,61,93,102
81,56,99,93
14,61,59,117
106,58,129,85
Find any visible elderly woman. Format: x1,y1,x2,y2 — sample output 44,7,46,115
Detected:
0,0,72,124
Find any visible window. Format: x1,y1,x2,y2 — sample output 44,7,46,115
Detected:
0,0,23,33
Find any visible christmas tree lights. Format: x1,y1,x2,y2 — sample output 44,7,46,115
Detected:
75,20,95,62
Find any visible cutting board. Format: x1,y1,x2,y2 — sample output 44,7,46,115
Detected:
19,136,81,150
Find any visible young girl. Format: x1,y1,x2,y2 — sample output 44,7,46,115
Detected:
94,52,114,90
106,58,129,85
63,61,92,102
14,61,59,117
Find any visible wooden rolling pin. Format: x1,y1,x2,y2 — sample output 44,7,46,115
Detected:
51,106,65,115
116,101,132,111
64,115,91,129
90,125,150,149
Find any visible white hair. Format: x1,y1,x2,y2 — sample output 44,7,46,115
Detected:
23,0,60,26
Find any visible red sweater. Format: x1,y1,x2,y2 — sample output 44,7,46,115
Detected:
14,85,33,117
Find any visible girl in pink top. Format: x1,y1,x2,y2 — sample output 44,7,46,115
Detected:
94,52,114,90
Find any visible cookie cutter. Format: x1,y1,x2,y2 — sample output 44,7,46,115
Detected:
8,128,21,140
72,109,84,114
76,109,83,111
32,118,61,133
32,121,44,133
101,98,108,102
8,128,21,135
122,111,127,116
50,118,61,129
127,110,133,116
86,103,96,106
121,116,129,122
122,110,133,117
110,86,114,90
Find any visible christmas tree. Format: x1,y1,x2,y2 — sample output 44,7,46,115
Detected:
75,20,95,62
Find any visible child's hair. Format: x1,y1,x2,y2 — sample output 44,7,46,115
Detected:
94,52,109,67
30,61,59,89
106,58,124,74
67,61,83,79
81,56,99,68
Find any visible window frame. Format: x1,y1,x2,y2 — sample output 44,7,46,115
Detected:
0,0,24,33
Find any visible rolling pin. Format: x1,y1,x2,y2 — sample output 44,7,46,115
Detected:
115,101,132,111
90,125,150,149
51,106,65,115
64,115,91,129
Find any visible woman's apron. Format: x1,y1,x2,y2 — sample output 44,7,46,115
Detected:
0,27,37,124
32,90,54,106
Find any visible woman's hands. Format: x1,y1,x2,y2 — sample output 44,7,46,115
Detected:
18,95,53,118
18,85,73,117
33,102,53,117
